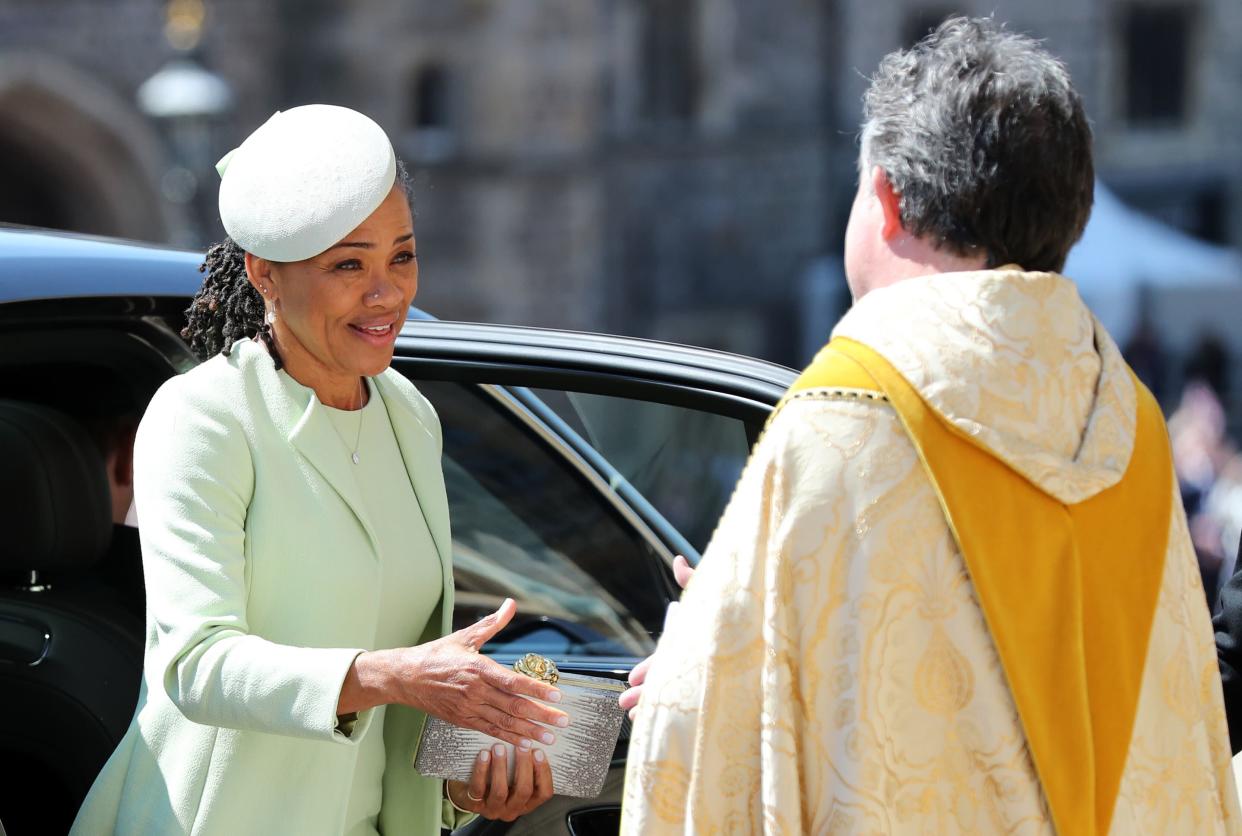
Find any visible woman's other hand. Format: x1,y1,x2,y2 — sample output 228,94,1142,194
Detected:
618,555,695,720
446,743,555,821
340,598,570,749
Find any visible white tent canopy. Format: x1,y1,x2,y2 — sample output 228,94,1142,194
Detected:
1065,181,1242,344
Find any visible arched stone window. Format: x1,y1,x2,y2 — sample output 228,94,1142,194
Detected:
0,54,183,242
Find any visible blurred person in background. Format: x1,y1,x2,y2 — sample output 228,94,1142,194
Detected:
1170,379,1234,602
622,17,1238,834
1187,332,1232,403
1120,295,1167,405
1168,335,1242,609
1207,455,1242,600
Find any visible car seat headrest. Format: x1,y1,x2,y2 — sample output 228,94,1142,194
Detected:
0,399,112,572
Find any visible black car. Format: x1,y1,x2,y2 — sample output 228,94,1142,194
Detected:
0,226,797,835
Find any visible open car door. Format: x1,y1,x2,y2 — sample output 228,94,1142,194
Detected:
391,320,795,835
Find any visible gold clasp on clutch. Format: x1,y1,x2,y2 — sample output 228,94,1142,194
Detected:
514,653,560,685
513,652,626,693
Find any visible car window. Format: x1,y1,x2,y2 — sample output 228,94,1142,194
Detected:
411,379,672,661
530,389,752,553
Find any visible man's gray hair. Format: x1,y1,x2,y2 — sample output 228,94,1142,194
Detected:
860,16,1094,273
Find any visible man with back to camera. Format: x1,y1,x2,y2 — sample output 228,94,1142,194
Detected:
621,17,1240,834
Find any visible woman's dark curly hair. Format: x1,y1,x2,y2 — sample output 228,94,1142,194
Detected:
182,161,413,369
182,237,276,364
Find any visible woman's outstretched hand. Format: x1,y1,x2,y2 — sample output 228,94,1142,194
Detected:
618,555,695,720
339,599,569,749
446,742,555,821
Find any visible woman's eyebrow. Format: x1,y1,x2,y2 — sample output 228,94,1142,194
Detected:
327,233,413,251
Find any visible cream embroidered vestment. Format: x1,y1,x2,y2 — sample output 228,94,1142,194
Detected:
622,269,1240,835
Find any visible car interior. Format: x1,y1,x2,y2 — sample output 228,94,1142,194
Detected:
0,320,181,834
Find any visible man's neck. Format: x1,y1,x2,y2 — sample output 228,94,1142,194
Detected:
856,238,988,300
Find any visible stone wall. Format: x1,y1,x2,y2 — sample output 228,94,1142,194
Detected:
0,0,1236,365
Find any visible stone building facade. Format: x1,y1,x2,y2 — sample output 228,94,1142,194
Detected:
0,0,1238,365
0,0,283,245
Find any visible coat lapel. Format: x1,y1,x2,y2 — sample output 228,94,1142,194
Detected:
234,339,381,555
237,339,452,619
374,371,454,618
287,390,381,556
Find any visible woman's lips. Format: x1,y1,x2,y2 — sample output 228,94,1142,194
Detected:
348,321,397,345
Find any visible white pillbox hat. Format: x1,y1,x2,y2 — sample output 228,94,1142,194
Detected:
216,104,397,262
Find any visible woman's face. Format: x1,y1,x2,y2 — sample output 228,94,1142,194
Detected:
257,185,418,381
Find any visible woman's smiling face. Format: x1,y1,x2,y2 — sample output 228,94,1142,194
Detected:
252,185,418,386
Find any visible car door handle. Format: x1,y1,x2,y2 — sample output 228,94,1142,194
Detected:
566,805,621,836
0,615,51,666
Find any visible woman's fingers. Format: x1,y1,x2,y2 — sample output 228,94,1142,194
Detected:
532,748,554,804
673,555,695,589
457,598,517,651
483,661,564,706
473,701,557,749
429,661,567,747
487,743,510,806
509,744,535,813
467,749,490,805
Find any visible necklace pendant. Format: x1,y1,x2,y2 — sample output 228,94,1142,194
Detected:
351,452,360,465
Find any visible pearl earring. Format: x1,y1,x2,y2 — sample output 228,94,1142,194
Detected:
266,308,276,324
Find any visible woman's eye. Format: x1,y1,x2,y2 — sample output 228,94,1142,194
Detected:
334,259,362,271
393,251,417,265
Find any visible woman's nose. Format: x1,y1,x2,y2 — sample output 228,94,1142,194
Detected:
364,270,403,306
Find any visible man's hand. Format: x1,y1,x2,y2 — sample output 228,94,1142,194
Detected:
671,553,695,589
618,555,695,720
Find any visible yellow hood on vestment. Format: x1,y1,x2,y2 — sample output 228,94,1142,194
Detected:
833,267,1132,505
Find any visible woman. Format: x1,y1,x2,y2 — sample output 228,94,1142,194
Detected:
72,105,566,835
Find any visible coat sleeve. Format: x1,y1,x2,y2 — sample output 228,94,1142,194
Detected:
134,375,374,744
1213,539,1242,755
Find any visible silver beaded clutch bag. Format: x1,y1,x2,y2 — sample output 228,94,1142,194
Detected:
413,653,628,799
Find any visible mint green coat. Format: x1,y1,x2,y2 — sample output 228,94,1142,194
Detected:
71,339,472,835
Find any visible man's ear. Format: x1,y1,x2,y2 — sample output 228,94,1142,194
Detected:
110,423,137,488
871,167,905,241
244,252,275,300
